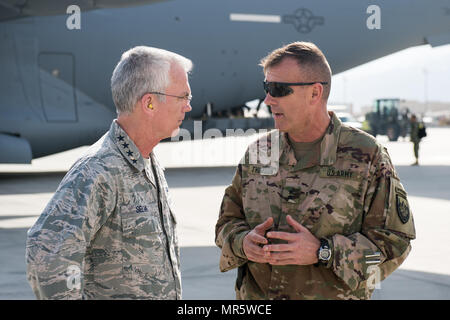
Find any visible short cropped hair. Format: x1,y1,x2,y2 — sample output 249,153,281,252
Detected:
111,46,193,115
260,42,332,100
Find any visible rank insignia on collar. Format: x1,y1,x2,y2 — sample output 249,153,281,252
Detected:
117,135,124,141
396,193,410,224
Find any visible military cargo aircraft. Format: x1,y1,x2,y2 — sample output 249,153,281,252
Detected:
1,0,449,163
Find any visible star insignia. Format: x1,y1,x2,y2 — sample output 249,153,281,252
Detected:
132,159,137,164
127,150,133,157
117,135,124,141
122,142,129,149
282,8,324,34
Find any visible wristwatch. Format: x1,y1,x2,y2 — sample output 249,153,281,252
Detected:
317,238,332,265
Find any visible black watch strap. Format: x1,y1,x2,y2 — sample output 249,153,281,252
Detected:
320,238,330,250
316,238,332,266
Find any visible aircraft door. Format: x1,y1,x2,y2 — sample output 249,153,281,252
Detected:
38,52,77,122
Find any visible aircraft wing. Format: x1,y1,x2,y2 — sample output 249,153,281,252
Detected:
0,0,167,21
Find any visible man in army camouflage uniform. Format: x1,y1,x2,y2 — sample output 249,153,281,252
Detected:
215,42,416,300
409,114,422,166
26,46,193,299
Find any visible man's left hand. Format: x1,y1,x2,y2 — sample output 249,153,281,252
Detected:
263,215,320,266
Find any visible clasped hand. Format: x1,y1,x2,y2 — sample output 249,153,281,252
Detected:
242,215,320,266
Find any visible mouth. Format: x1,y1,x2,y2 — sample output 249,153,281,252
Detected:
272,112,284,119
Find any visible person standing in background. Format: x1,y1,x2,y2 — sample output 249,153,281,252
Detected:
410,114,422,166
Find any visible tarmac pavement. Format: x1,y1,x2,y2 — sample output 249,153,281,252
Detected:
1,128,449,299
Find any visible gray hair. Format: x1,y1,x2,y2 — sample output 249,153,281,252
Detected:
111,46,193,115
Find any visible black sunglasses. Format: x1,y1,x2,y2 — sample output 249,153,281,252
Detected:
263,81,328,97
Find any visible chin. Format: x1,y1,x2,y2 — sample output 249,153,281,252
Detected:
274,122,286,132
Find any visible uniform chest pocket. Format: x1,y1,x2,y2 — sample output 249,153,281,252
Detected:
121,204,165,267
314,178,364,237
242,172,280,228
121,205,162,237
120,190,161,236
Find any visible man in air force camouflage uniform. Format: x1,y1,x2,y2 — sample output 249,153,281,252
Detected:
26,46,193,299
215,42,415,300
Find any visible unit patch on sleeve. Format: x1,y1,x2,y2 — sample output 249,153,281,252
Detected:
395,187,410,224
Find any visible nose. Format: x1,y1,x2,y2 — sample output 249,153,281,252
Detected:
264,93,275,106
184,101,192,112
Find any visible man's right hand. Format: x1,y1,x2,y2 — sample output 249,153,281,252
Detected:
243,217,274,263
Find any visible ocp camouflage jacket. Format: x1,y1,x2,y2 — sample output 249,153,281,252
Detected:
216,112,415,300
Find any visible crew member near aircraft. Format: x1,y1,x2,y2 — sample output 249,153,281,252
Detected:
409,114,423,166
215,42,416,299
26,46,193,299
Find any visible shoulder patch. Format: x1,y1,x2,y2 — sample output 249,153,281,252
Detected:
385,178,415,238
396,191,410,224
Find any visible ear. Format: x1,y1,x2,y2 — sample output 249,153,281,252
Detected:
140,93,154,113
310,83,324,104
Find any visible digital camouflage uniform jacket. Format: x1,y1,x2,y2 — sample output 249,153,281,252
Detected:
26,120,181,299
216,112,416,300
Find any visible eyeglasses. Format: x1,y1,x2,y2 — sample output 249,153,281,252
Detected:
148,92,193,102
263,81,328,97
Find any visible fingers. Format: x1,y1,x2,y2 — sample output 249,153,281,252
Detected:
266,231,297,242
254,217,274,235
286,215,308,233
243,234,270,263
243,217,312,264
248,232,268,245
262,244,291,253
242,217,274,263
245,244,269,263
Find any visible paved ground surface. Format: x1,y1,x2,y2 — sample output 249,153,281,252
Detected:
1,128,449,299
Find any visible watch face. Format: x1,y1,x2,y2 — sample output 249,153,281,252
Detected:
319,249,331,261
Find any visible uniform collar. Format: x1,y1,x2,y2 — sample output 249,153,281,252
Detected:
319,111,342,166
279,111,342,169
108,120,145,172
151,151,165,171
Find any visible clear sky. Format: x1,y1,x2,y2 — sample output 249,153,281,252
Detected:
328,44,450,113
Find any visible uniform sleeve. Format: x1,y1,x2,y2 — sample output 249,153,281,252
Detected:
215,165,251,272
25,159,116,299
330,146,416,291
